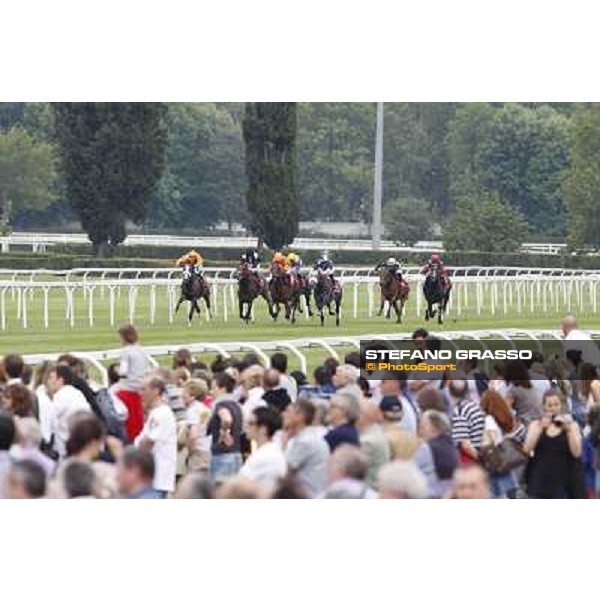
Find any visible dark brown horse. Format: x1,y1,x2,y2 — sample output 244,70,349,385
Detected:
377,267,410,323
313,271,342,327
269,263,297,322
237,262,272,324
175,266,211,324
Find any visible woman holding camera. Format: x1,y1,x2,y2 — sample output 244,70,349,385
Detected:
523,389,584,499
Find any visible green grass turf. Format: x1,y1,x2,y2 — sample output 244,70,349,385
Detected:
1,280,600,358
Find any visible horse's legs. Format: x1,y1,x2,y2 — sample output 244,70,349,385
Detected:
203,291,211,318
187,301,194,324
335,298,341,326
239,297,245,320
175,296,184,314
194,300,201,316
272,302,280,321
378,295,385,316
328,299,335,316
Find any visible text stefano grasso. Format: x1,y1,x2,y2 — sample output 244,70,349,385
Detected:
363,349,533,361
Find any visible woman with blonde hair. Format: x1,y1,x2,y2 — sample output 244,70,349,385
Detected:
240,364,266,420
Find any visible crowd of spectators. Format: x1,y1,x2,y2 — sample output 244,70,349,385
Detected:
1,315,599,499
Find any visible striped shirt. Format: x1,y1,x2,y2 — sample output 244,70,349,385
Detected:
452,400,485,448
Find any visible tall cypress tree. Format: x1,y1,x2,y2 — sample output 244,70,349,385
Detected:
52,103,168,255
242,103,298,250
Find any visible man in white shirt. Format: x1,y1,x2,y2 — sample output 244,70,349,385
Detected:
561,314,600,365
135,376,177,497
240,406,287,488
46,365,91,458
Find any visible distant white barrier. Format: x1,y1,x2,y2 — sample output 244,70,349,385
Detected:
16,328,600,385
0,231,570,255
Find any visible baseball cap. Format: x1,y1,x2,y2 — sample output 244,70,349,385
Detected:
379,395,403,418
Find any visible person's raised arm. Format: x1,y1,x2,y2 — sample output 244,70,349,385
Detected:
523,419,545,455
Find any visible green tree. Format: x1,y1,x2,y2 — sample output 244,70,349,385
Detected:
383,197,432,246
450,104,571,236
0,127,55,232
243,103,298,250
444,193,528,253
52,103,168,255
562,104,600,249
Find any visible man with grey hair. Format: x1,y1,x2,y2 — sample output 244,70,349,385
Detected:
325,392,360,451
323,444,377,499
333,364,362,402
377,460,428,499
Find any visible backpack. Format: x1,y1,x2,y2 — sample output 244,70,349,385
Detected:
95,388,127,441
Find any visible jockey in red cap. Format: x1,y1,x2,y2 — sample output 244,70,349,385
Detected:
421,253,451,289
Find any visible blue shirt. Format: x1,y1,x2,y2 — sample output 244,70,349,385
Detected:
324,424,360,452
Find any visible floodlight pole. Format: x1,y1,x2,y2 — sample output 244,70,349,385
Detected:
372,101,384,250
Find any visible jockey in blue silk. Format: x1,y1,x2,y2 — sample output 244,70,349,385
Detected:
312,250,335,284
241,248,260,272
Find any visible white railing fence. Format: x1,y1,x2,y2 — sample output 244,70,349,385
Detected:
15,329,600,386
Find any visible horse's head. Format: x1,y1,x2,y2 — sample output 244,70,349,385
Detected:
271,263,285,278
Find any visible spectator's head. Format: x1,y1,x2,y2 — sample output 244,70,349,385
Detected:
323,357,339,375
480,390,515,433
216,476,267,499
565,349,583,371
447,378,468,402
452,465,491,499
241,364,264,391
263,368,281,392
117,447,155,496
66,414,105,460
63,460,97,498
416,386,446,413
419,410,451,441
270,352,288,375
380,370,406,397
328,392,360,427
173,348,193,370
344,352,361,369
313,366,333,387
271,474,307,499
15,417,43,449
57,355,87,379
411,328,428,352
329,444,368,484
0,410,16,451
182,378,208,408
504,360,531,388
141,376,166,410
377,460,428,499
210,355,232,374
246,406,282,444
118,324,139,345
290,370,307,388
45,364,74,396
5,460,46,499
333,364,359,389
358,397,382,430
379,396,403,423
107,363,121,386
20,365,32,387
312,399,329,427
3,354,24,381
561,315,578,337
34,360,54,389
211,371,235,397
284,399,315,433
3,383,32,417
173,367,190,387
542,389,566,417
175,474,214,499
357,377,371,398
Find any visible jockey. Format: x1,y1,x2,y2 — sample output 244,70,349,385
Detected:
287,252,303,285
378,256,404,281
312,250,335,284
271,251,290,275
176,250,203,277
241,248,260,272
421,253,451,289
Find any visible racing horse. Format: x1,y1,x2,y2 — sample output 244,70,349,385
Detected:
268,263,298,322
237,262,272,324
313,271,342,327
377,267,410,323
423,271,451,324
175,265,211,324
